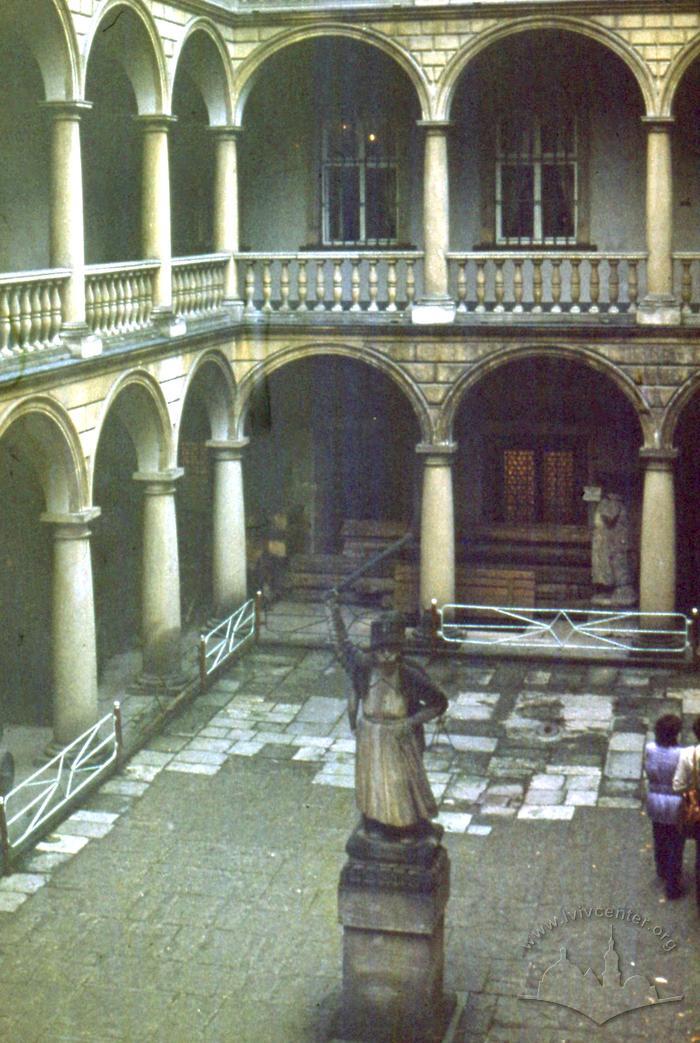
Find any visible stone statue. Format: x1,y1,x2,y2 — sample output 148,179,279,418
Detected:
590,490,636,606
325,591,447,856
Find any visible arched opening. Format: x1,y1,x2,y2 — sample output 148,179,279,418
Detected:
171,32,224,256
239,38,422,252
454,356,643,606
92,410,141,675
0,38,50,271
243,356,420,602
83,6,162,264
448,31,645,309
674,394,700,614
0,438,52,724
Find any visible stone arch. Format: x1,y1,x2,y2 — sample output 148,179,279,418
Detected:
232,23,431,124
659,376,700,449
176,349,236,453
82,0,167,114
235,343,432,443
662,36,700,118
441,345,652,444
171,18,234,126
91,370,173,495
0,395,87,513
1,0,80,101
437,17,656,121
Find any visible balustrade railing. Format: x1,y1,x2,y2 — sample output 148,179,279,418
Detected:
447,252,646,315
172,253,229,319
236,252,423,315
86,260,158,336
675,254,700,315
0,269,69,357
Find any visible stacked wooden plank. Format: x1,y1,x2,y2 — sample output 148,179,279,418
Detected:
393,563,536,615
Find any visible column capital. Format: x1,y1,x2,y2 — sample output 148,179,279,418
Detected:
639,447,678,470
208,124,243,140
40,507,101,537
39,100,93,121
133,468,184,493
134,113,178,134
641,115,675,131
416,120,452,133
206,437,249,460
416,442,457,461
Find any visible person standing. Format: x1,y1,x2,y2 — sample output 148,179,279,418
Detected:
644,714,685,900
672,715,700,910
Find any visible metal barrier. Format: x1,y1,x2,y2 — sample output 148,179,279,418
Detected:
437,603,693,660
0,702,122,875
198,594,261,689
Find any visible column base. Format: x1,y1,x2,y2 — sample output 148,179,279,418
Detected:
411,297,456,325
152,307,187,338
129,671,189,696
222,298,244,322
61,323,102,359
636,294,681,325
336,835,451,1043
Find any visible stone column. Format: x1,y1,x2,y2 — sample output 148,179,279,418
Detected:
207,438,249,617
638,117,679,325
417,443,456,611
412,122,455,325
639,448,677,614
41,101,101,358
133,469,185,688
211,125,243,318
41,509,101,745
136,115,184,336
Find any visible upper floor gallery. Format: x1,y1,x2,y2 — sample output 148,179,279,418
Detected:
4,0,700,362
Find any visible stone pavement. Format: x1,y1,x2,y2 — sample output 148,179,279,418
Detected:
0,625,700,1040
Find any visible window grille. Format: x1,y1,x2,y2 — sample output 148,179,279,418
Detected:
322,120,398,245
502,446,578,524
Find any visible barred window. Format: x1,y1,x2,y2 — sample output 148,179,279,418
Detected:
496,113,577,245
501,446,580,524
322,120,398,246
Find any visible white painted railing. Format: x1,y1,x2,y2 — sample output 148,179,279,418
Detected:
675,254,700,315
236,252,423,315
0,268,69,357
447,252,646,315
172,253,229,319
86,260,158,336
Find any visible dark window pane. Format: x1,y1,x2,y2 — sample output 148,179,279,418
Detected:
541,116,575,156
542,165,575,239
501,165,534,240
503,449,536,523
542,449,575,523
365,167,397,241
327,166,360,242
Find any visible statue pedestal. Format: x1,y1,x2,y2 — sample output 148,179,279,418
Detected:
336,840,451,1042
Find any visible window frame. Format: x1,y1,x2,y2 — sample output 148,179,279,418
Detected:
321,120,400,247
496,440,586,526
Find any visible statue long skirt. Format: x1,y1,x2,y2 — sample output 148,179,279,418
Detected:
355,717,438,828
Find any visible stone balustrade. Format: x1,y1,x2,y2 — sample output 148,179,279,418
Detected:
236,252,423,315
0,269,69,357
86,261,158,337
446,252,647,316
675,254,700,316
172,253,229,319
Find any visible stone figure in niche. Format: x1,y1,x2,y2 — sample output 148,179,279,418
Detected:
590,487,636,606
325,590,447,860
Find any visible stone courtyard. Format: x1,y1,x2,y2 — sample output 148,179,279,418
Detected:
0,605,699,1041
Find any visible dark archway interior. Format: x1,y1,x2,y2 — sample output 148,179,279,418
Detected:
92,411,141,673
675,395,700,614
0,441,51,724
83,51,140,264
243,357,420,590
177,390,213,624
171,68,214,256
454,357,643,605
